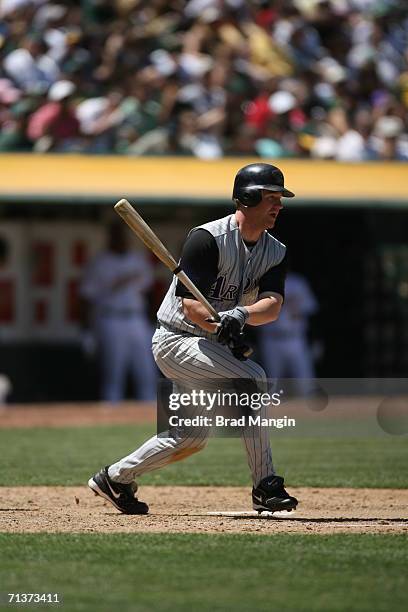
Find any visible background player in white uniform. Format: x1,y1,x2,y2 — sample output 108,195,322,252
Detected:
89,164,299,514
259,271,318,388
80,222,156,402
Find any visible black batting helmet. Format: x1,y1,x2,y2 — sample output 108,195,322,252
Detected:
232,163,295,207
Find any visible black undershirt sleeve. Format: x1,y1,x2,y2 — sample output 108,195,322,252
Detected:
175,229,219,299
258,252,288,300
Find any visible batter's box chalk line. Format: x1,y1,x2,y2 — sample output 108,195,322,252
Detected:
206,510,296,519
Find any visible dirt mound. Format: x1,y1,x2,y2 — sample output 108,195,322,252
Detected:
1,486,407,535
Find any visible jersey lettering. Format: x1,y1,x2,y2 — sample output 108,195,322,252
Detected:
210,277,239,300
243,278,257,294
209,276,225,299
222,284,238,300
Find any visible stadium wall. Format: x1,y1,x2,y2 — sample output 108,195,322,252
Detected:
0,156,407,401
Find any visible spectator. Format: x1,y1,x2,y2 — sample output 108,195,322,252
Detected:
0,98,35,151
27,80,81,151
3,33,59,94
0,0,407,159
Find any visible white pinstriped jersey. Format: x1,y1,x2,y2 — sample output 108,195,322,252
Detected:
109,213,282,487
157,213,286,338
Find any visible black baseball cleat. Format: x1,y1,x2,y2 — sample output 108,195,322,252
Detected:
88,466,149,515
252,475,298,513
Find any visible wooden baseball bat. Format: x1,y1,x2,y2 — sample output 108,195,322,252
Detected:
114,198,220,322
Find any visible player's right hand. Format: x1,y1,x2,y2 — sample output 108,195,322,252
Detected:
215,307,249,345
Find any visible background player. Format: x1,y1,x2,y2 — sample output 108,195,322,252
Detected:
89,163,299,514
259,269,319,392
80,222,156,402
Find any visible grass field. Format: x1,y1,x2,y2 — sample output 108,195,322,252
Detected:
1,422,407,611
0,424,407,488
1,533,407,612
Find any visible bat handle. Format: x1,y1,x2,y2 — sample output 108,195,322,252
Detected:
231,341,253,361
176,270,220,322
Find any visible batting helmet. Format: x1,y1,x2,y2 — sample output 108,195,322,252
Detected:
232,163,295,207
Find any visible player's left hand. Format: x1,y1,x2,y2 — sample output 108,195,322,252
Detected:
229,334,252,361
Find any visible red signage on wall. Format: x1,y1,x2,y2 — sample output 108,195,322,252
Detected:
72,241,87,267
34,299,48,324
32,242,54,286
0,280,14,322
66,279,80,322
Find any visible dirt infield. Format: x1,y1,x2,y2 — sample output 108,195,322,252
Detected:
0,402,155,428
0,396,390,429
0,486,407,535
1,403,406,535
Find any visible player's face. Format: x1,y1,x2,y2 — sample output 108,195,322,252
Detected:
257,191,283,229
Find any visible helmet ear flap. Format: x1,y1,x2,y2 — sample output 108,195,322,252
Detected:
238,187,262,207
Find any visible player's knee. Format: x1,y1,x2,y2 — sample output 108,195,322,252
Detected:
245,365,269,396
170,439,207,462
189,437,208,453
248,364,268,385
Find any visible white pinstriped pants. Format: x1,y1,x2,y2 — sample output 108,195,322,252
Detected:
108,328,274,487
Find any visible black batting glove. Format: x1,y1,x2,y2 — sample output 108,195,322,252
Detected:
229,333,253,361
216,307,249,345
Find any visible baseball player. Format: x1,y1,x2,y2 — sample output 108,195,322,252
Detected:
259,271,318,387
80,222,156,402
88,163,298,514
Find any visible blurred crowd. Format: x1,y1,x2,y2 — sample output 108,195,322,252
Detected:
1,0,407,160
